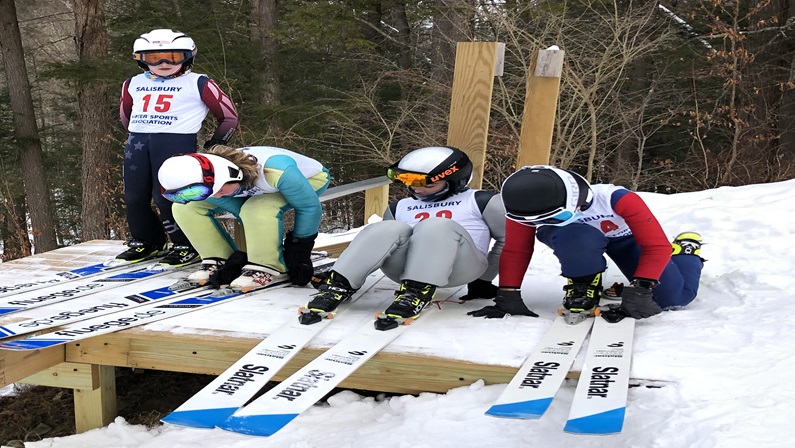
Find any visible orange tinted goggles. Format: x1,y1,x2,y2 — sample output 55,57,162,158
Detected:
387,168,430,187
134,50,191,66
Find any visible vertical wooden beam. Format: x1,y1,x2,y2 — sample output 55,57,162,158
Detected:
516,47,565,168
447,42,504,189
73,365,116,433
363,184,390,219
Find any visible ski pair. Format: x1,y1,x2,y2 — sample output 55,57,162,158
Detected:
485,303,635,434
0,271,209,340
0,248,176,299
165,283,466,436
0,262,198,318
0,257,335,351
161,270,388,428
0,261,130,298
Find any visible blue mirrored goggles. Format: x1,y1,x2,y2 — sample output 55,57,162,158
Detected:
161,183,213,204
506,207,576,226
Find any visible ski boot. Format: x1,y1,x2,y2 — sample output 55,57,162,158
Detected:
170,258,224,291
158,245,200,268
559,272,603,325
672,232,702,256
227,264,287,294
299,271,357,325
107,240,167,267
374,280,436,331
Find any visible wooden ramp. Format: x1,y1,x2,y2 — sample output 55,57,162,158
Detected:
0,240,528,433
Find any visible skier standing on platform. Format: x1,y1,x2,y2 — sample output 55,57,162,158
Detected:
157,145,330,290
300,146,506,330
114,29,239,267
468,165,704,322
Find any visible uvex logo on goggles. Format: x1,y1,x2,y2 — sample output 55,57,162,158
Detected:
430,166,459,182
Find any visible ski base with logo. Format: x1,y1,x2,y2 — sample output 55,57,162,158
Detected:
563,312,635,434
485,315,593,418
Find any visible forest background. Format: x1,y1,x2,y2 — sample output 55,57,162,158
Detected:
0,0,793,261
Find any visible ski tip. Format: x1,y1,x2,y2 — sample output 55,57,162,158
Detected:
563,407,626,434
161,407,239,429
0,308,21,317
217,413,299,437
485,398,553,419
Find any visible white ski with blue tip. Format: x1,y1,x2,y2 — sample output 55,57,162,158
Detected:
485,314,593,418
563,313,635,434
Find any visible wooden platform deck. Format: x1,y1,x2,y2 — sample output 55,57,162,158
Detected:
0,240,538,433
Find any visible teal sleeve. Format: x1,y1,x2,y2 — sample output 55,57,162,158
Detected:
271,160,322,237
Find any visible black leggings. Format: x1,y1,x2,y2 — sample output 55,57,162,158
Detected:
122,132,196,246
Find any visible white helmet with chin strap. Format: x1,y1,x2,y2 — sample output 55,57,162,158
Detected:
133,29,197,72
158,153,243,202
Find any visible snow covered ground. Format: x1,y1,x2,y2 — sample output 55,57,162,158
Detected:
3,178,795,448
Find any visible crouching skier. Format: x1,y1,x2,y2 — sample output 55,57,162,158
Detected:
468,165,704,323
299,146,506,330
157,145,330,292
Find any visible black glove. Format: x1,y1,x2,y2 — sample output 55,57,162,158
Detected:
209,251,248,288
467,289,539,318
203,138,225,149
619,279,663,319
284,232,317,286
459,279,499,301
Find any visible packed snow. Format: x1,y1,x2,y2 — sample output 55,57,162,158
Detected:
2,178,794,448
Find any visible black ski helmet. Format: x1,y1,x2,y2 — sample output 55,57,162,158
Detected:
388,146,473,201
501,165,592,219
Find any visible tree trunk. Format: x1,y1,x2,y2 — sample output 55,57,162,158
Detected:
391,2,412,69
0,0,58,253
430,0,469,85
74,0,113,241
0,193,32,261
250,0,282,133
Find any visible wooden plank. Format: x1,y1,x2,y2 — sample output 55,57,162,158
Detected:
74,364,116,433
516,47,565,167
314,240,351,258
19,362,99,389
0,346,64,387
447,42,503,189
64,330,521,394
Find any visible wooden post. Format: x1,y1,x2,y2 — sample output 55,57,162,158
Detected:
21,362,117,433
73,365,117,433
447,42,504,189
516,47,565,167
363,184,389,219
